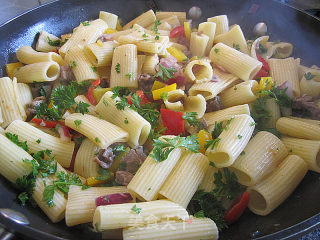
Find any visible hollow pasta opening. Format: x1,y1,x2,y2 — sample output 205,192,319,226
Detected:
84,47,98,65
230,168,252,186
191,90,211,99
249,64,262,80
46,63,59,78
138,124,151,146
192,64,209,80
207,152,229,165
248,189,267,211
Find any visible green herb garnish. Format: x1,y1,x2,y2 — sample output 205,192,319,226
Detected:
115,63,121,73
154,64,177,81
131,204,142,214
47,37,61,47
182,112,204,129
74,120,82,127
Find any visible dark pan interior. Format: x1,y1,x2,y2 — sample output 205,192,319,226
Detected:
0,0,319,239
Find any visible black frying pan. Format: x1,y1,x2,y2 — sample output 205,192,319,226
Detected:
0,0,319,239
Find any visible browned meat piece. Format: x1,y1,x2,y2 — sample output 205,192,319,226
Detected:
94,148,115,169
206,96,223,113
138,73,155,93
60,65,75,82
26,96,46,116
292,95,320,120
115,171,134,186
119,146,147,174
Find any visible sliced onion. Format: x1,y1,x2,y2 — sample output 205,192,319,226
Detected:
279,80,294,99
57,125,71,142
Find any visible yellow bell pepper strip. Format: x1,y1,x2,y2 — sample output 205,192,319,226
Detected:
6,62,23,79
93,87,112,103
189,56,198,61
86,172,114,186
167,46,188,63
184,22,192,40
97,39,104,47
152,83,177,100
259,77,274,91
197,129,212,154
151,80,167,91
105,28,118,34
116,19,123,31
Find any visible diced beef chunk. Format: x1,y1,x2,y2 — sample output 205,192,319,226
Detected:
138,73,154,93
292,95,320,120
119,146,147,174
94,148,115,169
26,96,46,116
206,96,223,113
60,65,75,82
115,171,133,186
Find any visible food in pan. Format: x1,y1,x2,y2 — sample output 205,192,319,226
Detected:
1,8,320,240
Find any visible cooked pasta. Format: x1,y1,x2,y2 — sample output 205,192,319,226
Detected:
84,41,116,67
248,155,308,216
66,185,132,226
231,131,288,186
6,120,75,167
207,15,229,36
184,59,213,82
205,114,255,167
36,30,61,52
17,46,64,65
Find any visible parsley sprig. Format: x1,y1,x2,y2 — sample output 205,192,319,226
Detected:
150,135,200,162
182,112,204,129
42,171,89,207
154,64,177,81
47,37,61,47
188,168,245,231
304,72,316,80
5,132,28,152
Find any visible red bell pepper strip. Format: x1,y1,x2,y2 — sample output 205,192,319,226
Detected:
86,78,101,105
127,91,151,106
169,25,185,38
255,54,270,79
160,109,184,135
224,191,250,225
95,193,133,207
31,118,60,128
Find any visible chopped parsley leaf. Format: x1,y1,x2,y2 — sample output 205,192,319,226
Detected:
47,37,61,47
74,120,82,127
131,204,142,214
115,63,121,73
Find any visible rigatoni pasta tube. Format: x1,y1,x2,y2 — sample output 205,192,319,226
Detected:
190,32,209,57
36,30,61,52
32,164,68,223
5,120,75,168
0,77,23,128
74,95,97,117
276,117,320,140
110,44,138,88
99,11,118,29
205,114,255,167
214,25,249,55
288,116,320,127
66,185,131,226
207,15,228,36
73,138,99,178
123,217,219,240
123,10,156,29
268,57,300,96
164,89,185,112
198,22,216,56
59,19,108,57
264,98,281,128
199,165,218,192
93,200,188,230
13,61,60,83
184,59,213,82
84,41,116,67
142,54,159,75
299,70,320,97
159,152,209,208
0,133,33,183
96,91,151,148
220,80,259,108
281,136,320,173
210,43,262,81
184,94,206,119
64,46,100,82
65,113,128,149
230,131,288,186
16,46,64,65
15,82,33,113
204,104,250,127
128,147,182,201
156,12,186,25
248,155,308,216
